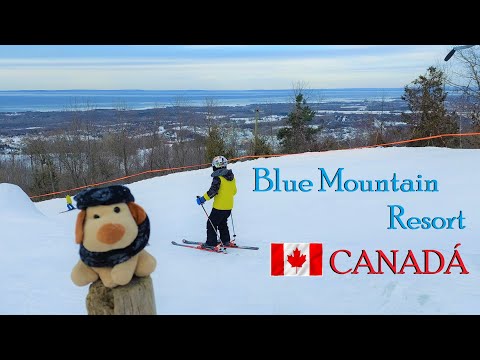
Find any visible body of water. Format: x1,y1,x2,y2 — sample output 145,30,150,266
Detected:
0,89,405,113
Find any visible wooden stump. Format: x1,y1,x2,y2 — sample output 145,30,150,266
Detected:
86,276,156,315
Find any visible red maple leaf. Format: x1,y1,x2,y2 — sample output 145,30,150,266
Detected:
287,247,306,274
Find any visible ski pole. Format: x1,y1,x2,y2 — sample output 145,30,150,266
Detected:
197,196,224,248
230,210,236,241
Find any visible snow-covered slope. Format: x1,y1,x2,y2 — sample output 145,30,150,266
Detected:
2,147,480,314
0,183,44,218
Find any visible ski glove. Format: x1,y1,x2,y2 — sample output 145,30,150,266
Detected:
196,196,206,205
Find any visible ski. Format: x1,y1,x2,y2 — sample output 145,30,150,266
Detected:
182,239,259,250
171,241,227,254
59,208,77,214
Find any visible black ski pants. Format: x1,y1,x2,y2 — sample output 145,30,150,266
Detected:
206,208,232,246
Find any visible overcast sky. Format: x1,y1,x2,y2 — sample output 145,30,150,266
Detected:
0,45,451,90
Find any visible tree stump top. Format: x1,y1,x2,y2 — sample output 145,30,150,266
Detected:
86,276,156,315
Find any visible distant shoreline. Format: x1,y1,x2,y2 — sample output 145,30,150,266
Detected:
0,88,405,92
0,102,289,114
0,88,406,113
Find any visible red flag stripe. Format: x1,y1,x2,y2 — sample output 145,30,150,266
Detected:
310,243,323,276
271,243,284,276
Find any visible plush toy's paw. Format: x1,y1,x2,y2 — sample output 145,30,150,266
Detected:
100,278,118,288
111,270,134,286
111,258,136,286
135,250,157,277
71,261,99,286
94,268,118,288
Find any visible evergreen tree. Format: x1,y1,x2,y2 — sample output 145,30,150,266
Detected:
204,125,235,162
402,66,460,147
249,135,273,156
277,93,318,153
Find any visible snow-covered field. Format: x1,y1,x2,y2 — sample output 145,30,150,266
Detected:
1,147,479,314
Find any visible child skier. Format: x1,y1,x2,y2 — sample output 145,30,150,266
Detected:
66,194,75,211
196,155,237,250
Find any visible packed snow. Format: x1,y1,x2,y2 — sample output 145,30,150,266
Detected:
1,147,480,314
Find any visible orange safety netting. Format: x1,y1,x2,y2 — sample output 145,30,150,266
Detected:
29,132,480,199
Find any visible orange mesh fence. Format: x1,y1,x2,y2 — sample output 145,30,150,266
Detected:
29,132,480,200
29,162,210,199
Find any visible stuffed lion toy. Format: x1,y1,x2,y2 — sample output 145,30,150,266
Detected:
71,185,156,288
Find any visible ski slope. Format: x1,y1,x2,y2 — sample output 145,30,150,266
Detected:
1,147,480,314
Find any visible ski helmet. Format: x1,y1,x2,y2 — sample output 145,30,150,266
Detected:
212,155,228,169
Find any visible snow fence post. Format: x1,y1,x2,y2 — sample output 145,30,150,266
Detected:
86,276,156,315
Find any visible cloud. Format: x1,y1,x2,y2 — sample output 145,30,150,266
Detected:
0,45,451,90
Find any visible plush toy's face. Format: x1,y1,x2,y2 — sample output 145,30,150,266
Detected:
76,202,144,252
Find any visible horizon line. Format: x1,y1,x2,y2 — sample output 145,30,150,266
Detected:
0,87,406,92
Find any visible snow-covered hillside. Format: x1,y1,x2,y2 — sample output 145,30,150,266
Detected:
1,147,480,314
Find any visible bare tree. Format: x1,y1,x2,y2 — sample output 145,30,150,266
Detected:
445,47,480,147
364,94,388,146
55,117,86,188
291,81,312,103
0,151,30,191
23,137,59,196
204,97,220,130
107,102,137,177
58,100,103,186
171,96,195,166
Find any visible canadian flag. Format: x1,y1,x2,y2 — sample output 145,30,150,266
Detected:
271,243,323,276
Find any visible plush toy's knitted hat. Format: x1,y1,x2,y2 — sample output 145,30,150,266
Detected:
74,185,135,210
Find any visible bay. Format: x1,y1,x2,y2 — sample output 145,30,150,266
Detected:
0,89,404,113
